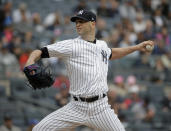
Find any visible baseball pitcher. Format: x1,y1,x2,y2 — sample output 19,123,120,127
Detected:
24,10,154,131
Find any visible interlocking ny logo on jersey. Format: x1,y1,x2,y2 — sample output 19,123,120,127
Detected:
101,50,107,64
78,10,84,15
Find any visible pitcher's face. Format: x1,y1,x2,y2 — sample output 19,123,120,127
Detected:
75,19,95,36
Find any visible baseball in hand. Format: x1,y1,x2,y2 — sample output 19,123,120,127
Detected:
146,45,154,51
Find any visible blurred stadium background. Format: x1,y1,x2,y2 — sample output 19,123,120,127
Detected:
0,0,171,131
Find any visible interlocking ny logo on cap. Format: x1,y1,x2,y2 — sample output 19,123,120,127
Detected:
78,10,84,15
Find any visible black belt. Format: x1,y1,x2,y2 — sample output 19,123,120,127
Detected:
73,94,106,103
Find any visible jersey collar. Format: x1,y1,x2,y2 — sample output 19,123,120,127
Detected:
78,36,96,44
88,39,96,44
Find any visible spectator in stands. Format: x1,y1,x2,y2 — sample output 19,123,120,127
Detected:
122,18,137,43
165,10,171,29
131,97,156,123
44,11,58,28
142,98,156,123
0,114,21,131
133,12,146,33
0,1,13,29
119,0,136,20
107,29,120,47
161,52,171,69
3,25,13,43
143,19,155,40
159,0,169,19
8,32,22,54
62,15,75,35
106,0,119,18
125,75,141,92
121,86,142,110
0,2,6,33
53,74,70,89
154,58,167,79
119,32,139,58
53,74,70,107
151,0,161,10
119,31,130,48
26,119,39,131
121,18,131,31
95,17,109,39
73,0,89,13
44,11,62,36
152,7,164,30
108,88,122,114
156,26,171,50
96,0,109,17
135,32,146,46
22,31,36,50
152,40,167,55
46,14,61,33
32,13,44,33
162,90,171,112
55,82,70,107
109,75,128,97
0,45,21,77
12,45,22,60
12,3,31,24
19,48,32,70
141,0,153,14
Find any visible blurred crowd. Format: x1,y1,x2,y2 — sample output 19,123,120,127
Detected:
0,0,171,130
0,0,171,77
0,114,38,131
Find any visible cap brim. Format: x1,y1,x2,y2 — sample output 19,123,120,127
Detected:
70,16,89,22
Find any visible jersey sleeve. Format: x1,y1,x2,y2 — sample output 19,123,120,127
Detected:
103,41,112,59
46,39,73,58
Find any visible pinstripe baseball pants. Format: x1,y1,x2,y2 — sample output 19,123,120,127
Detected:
32,97,125,131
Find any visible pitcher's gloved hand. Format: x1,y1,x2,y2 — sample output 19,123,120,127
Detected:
23,63,54,90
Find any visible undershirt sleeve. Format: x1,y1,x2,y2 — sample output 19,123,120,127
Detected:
40,47,49,58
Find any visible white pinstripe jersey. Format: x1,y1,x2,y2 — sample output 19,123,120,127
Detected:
47,36,112,97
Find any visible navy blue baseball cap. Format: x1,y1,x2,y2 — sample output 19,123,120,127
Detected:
71,10,96,22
